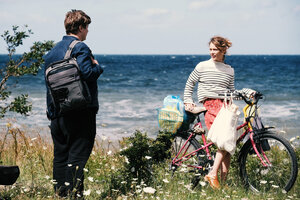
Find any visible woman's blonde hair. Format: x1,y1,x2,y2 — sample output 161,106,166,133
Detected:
209,36,232,54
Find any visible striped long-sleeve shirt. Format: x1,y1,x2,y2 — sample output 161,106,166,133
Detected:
184,59,255,103
184,59,255,104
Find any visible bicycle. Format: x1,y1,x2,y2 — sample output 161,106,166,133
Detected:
169,92,298,193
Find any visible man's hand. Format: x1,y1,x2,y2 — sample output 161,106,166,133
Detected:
91,57,99,65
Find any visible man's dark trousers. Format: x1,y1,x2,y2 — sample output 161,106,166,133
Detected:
50,109,96,197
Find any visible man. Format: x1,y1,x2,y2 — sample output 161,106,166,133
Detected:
43,10,103,198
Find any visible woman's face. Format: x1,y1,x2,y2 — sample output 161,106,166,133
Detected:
209,42,225,62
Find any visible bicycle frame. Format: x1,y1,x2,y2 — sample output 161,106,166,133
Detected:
171,96,271,170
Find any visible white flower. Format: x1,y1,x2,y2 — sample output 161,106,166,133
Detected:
272,185,279,188
45,175,50,180
87,177,94,182
107,150,112,155
290,137,296,142
101,135,107,141
83,189,91,196
145,156,152,160
131,167,135,172
162,179,169,183
64,182,70,186
260,180,267,184
121,181,127,184
125,157,129,164
111,166,115,170
143,187,156,194
83,168,88,172
96,190,102,195
43,146,47,150
199,181,206,186
67,164,72,167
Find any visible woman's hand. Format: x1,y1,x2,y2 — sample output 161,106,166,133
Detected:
184,103,195,112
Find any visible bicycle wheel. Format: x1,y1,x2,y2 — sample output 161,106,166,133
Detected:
170,132,214,188
239,132,298,193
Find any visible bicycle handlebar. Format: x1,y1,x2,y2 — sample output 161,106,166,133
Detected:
218,91,263,105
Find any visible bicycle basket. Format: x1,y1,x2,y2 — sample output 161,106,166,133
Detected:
158,108,183,133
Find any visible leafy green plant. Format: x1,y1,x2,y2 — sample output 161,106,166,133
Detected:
0,25,54,118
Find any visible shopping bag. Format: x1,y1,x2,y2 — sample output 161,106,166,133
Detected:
207,97,240,155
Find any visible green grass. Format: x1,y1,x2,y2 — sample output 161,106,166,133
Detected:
0,123,299,199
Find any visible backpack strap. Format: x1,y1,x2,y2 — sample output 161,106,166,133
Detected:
64,40,81,59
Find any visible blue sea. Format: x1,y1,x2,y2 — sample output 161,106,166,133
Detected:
0,55,299,140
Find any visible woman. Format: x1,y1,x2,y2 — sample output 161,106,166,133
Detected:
184,36,254,189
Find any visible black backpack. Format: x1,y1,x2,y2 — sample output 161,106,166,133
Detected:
45,40,91,115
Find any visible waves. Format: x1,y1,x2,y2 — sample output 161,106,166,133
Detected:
0,55,299,139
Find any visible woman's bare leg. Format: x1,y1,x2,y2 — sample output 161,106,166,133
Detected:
220,152,231,183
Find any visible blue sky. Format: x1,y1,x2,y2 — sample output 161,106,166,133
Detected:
0,0,299,54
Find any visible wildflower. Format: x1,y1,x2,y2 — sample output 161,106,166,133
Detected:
29,143,33,146
163,179,169,183
87,177,94,182
143,187,156,194
43,146,47,150
290,137,296,142
68,164,72,167
272,185,279,188
199,181,206,186
64,182,70,186
83,189,91,196
296,136,300,139
107,150,112,155
121,181,127,184
92,151,96,155
260,180,267,184
96,190,102,195
45,175,50,180
125,157,129,164
83,168,88,172
131,167,135,172
145,156,151,160
101,135,107,141
111,166,115,170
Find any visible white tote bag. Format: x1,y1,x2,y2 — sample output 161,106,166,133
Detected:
207,97,240,155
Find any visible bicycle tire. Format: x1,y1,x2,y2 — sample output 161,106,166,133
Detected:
170,132,214,188
239,132,298,193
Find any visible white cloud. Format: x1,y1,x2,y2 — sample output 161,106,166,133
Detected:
143,8,169,17
188,0,217,10
294,5,300,12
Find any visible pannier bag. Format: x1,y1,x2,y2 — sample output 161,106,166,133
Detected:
158,95,187,133
45,40,91,115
